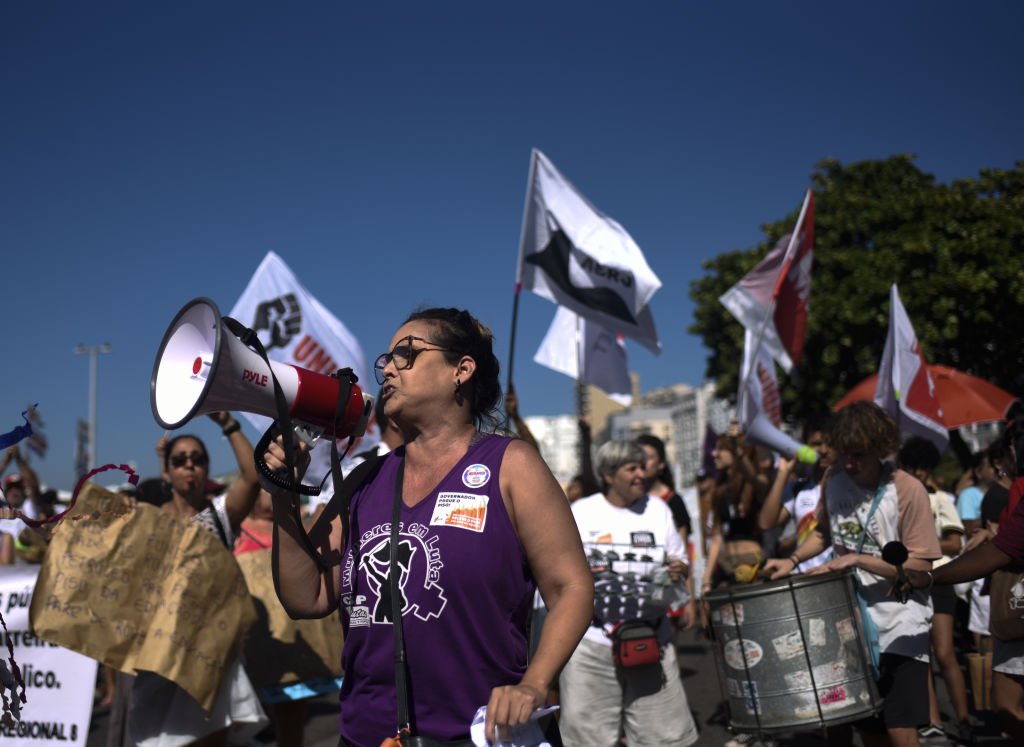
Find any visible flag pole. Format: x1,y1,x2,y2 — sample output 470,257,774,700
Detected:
738,189,813,416
573,315,592,472
574,312,584,400
507,149,539,394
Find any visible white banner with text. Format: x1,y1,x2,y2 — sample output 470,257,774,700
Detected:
0,565,96,746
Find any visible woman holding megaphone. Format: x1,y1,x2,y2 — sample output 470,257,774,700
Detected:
264,308,593,747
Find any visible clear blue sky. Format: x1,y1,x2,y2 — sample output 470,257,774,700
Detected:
2,2,1021,491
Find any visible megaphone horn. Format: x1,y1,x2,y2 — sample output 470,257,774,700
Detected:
744,412,818,465
151,297,371,439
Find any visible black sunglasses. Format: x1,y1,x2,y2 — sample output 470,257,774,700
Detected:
170,451,208,468
373,335,457,385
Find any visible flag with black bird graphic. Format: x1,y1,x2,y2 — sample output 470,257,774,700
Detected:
516,149,662,353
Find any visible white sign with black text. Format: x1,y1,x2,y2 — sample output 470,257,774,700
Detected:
0,565,96,746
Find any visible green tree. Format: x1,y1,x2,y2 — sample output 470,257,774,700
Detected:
689,155,1024,425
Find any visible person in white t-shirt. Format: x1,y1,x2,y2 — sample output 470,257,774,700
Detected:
765,402,940,747
757,421,834,573
559,440,698,747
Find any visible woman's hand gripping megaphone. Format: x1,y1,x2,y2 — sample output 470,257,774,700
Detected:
258,426,312,498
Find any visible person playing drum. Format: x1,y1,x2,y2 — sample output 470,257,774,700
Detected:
765,402,940,747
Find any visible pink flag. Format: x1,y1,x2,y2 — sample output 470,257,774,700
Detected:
719,191,814,373
873,284,948,450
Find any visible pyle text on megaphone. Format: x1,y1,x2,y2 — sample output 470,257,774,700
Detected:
151,297,372,445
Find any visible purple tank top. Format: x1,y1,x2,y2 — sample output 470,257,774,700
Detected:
337,434,534,746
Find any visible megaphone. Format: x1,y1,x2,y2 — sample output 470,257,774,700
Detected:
151,297,372,441
743,412,818,465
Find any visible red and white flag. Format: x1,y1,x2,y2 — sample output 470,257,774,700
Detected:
873,284,948,449
719,190,814,373
739,329,806,459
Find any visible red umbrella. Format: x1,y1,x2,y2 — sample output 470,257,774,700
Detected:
833,364,1018,429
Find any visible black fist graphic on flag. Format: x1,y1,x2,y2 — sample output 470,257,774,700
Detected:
252,293,302,350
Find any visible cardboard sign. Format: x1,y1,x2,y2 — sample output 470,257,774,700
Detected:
234,548,344,689
0,565,97,746
29,484,256,711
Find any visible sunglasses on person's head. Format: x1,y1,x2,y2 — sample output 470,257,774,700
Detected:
373,335,458,385
170,451,208,468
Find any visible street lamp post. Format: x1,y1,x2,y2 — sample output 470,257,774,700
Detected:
74,343,113,471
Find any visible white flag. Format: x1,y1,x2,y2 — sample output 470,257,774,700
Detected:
517,149,662,353
739,329,806,459
534,306,632,405
229,251,380,481
873,284,948,450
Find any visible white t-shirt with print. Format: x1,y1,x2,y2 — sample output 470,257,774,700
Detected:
824,468,939,662
572,492,686,645
783,484,833,572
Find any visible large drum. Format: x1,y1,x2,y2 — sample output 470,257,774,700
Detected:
705,570,881,734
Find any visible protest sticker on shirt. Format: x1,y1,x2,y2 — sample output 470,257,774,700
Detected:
461,464,491,489
629,531,656,548
430,493,489,533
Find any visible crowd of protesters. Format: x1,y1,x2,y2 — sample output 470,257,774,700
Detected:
4,384,1024,746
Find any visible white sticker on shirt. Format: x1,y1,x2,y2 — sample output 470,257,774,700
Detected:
430,492,489,533
461,464,491,488
630,531,656,548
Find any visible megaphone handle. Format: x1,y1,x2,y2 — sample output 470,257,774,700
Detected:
222,314,359,577
254,423,331,574
254,425,320,496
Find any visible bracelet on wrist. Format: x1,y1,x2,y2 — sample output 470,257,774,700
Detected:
925,570,935,591
221,422,241,437
790,554,801,568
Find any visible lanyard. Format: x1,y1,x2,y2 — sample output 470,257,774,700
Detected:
856,464,893,555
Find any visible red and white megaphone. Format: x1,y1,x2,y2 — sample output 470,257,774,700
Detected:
151,297,372,441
